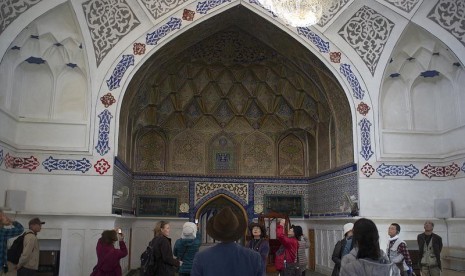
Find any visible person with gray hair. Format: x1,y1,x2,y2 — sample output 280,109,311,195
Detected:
417,220,442,276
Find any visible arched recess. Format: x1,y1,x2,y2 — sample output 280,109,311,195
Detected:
240,131,274,176
278,133,305,176
380,23,465,158
135,129,166,172
117,6,354,176
208,133,238,175
170,130,205,174
12,60,53,118
194,194,248,244
55,67,87,120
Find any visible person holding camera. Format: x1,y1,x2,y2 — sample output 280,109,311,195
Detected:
91,229,128,276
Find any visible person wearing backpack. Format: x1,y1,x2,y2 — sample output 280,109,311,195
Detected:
151,221,180,276
0,210,24,276
15,217,44,276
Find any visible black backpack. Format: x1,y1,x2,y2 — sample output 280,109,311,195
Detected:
7,232,32,264
140,239,156,276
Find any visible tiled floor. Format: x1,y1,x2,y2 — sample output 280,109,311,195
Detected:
127,269,326,276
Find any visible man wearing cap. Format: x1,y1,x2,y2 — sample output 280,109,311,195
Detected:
331,222,353,276
191,207,263,276
15,217,44,276
0,209,24,276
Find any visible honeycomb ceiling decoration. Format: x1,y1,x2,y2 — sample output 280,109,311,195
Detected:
128,29,331,138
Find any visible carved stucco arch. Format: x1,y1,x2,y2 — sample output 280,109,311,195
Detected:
101,2,371,167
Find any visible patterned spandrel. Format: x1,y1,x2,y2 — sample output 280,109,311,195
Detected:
383,0,421,13
82,0,140,66
140,0,189,20
195,182,248,205
317,0,351,27
0,0,41,34
428,0,465,47
339,6,394,75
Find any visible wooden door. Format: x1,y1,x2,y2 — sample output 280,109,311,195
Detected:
308,229,315,271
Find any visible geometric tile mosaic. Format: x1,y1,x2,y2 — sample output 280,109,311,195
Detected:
308,170,357,217
254,183,308,216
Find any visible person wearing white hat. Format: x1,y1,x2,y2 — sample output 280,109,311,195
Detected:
331,222,354,276
174,222,202,276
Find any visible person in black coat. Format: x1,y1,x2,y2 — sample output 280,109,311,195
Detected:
331,223,354,276
152,220,181,276
417,220,443,276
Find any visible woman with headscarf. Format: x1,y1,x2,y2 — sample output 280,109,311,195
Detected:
174,222,202,276
91,229,127,276
246,222,270,276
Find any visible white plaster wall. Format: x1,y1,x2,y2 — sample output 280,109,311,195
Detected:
10,173,113,214
359,177,465,218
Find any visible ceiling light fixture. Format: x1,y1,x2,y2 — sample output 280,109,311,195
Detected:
258,0,336,27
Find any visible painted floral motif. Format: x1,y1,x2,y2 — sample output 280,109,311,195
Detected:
183,9,195,21
4,153,39,171
357,102,370,116
330,52,341,63
133,43,146,55
100,93,116,108
94,158,111,174
421,163,461,178
361,162,374,177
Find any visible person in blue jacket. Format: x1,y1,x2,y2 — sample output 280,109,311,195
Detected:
191,207,263,276
174,222,202,276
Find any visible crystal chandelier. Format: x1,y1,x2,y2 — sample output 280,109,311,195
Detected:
258,0,336,27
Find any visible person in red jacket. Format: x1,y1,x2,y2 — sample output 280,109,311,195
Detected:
276,219,300,276
91,229,128,276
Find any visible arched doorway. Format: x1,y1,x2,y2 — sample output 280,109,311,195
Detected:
195,194,247,246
